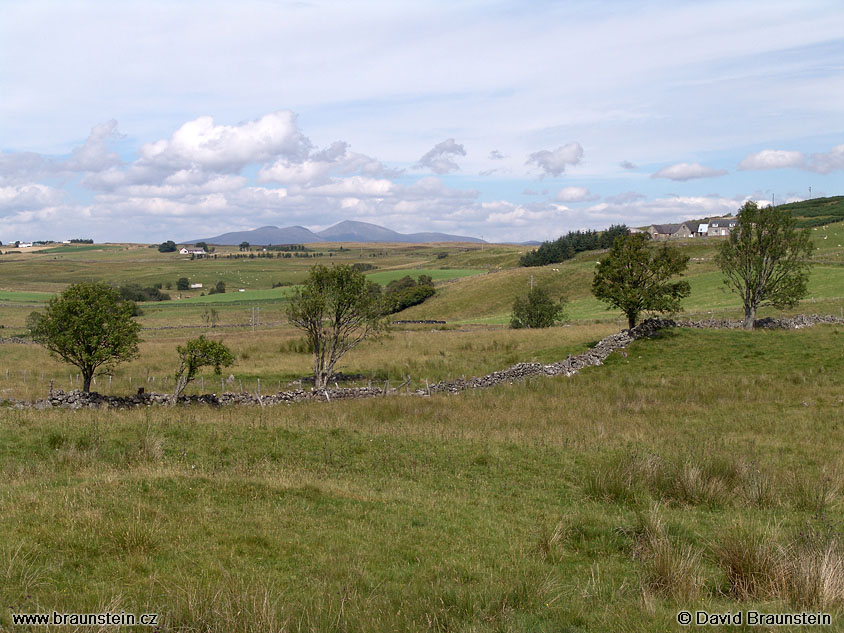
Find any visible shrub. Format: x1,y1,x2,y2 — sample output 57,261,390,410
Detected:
510,287,566,329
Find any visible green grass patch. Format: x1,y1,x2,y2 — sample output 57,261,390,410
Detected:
365,268,486,285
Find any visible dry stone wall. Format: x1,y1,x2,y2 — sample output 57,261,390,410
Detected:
4,314,842,410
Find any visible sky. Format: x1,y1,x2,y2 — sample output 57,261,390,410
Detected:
1,0,842,244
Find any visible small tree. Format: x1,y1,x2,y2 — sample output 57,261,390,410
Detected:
29,282,141,392
158,240,177,253
510,286,567,329
239,241,250,252
716,201,814,329
176,277,190,291
592,233,691,328
286,264,385,388
172,336,234,400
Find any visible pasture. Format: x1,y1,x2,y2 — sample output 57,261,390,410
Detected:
1,229,844,631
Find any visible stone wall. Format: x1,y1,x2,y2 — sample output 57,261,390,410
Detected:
4,314,841,410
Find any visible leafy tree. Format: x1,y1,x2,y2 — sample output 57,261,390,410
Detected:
176,277,190,291
510,286,567,329
716,201,814,329
29,282,141,392
172,336,234,400
382,274,437,314
195,241,209,251
117,284,170,302
208,280,226,295
239,241,250,251
592,233,690,328
286,264,385,388
158,240,177,253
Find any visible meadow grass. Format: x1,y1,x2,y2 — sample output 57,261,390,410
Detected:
1,326,844,631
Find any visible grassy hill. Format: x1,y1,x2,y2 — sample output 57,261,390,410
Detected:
780,195,844,227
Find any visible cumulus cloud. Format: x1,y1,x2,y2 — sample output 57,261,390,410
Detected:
526,142,583,177
738,149,806,171
809,144,844,174
65,120,124,172
619,160,637,170
651,162,727,181
417,138,466,174
0,184,65,212
488,150,506,160
554,186,596,202
137,111,311,173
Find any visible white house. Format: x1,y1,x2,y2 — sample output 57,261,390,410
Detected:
189,283,203,289
179,248,206,255
17,242,33,248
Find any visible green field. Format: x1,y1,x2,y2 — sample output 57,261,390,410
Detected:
2,214,844,631
1,327,843,632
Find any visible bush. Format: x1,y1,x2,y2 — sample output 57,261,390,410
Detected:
510,287,566,328
176,277,190,291
208,281,226,295
117,284,171,302
158,240,177,253
382,275,437,314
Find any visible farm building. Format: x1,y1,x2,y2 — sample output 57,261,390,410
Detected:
707,218,737,237
647,224,682,240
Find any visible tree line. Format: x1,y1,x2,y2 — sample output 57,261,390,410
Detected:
519,224,629,267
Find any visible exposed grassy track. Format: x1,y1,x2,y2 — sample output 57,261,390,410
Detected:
2,326,843,631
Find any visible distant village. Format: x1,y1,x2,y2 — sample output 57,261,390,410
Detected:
637,217,738,240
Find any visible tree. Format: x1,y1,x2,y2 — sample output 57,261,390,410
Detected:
208,280,226,295
716,201,814,329
29,282,141,392
510,286,567,329
176,277,190,291
592,233,691,329
239,241,250,252
158,240,177,253
195,241,209,251
286,264,385,388
172,336,234,400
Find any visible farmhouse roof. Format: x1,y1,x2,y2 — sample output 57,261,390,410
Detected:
651,223,682,234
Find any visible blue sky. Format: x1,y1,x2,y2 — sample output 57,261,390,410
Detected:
1,0,842,243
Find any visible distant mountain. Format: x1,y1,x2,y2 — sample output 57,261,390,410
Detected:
186,220,485,245
316,221,484,243
187,225,324,245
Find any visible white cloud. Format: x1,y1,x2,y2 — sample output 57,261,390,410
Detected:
417,138,467,174
0,184,65,212
138,111,311,173
738,149,806,170
65,120,124,172
651,162,727,181
488,150,506,160
619,161,637,170
555,186,595,202
526,143,583,177
809,144,844,174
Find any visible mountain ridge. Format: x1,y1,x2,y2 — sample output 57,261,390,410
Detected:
186,220,486,245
